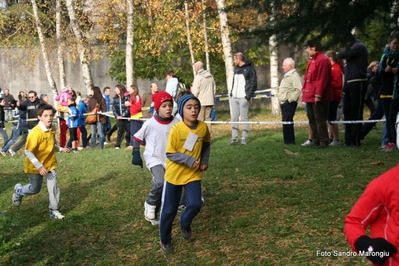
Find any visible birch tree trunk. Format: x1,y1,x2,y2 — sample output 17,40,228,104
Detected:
126,0,134,86
185,2,196,77
56,0,66,90
66,0,93,95
202,0,210,71
30,0,58,98
269,34,280,116
216,0,234,97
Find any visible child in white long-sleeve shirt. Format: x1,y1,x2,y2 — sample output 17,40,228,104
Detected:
133,91,179,225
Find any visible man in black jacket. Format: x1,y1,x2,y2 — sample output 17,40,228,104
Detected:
229,52,257,145
8,90,41,156
3,89,15,122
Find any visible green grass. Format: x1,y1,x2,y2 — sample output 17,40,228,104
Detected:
0,108,396,265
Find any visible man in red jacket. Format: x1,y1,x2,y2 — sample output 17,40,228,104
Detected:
302,38,332,148
344,164,399,265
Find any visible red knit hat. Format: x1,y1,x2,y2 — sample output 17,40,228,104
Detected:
152,91,173,111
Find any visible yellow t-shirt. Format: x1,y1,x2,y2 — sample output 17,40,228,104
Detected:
24,123,58,174
165,120,211,185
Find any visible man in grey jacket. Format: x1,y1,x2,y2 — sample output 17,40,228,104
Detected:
192,61,216,135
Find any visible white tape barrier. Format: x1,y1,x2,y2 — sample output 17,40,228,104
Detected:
97,111,385,125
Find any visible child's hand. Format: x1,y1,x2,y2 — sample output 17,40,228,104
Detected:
192,161,199,168
199,165,208,171
39,166,48,176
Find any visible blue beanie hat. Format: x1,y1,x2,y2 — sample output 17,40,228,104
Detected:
178,94,201,118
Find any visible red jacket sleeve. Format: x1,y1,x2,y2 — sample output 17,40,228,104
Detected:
331,65,343,89
344,178,383,251
130,95,142,116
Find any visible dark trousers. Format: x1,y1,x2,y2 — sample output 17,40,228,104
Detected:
129,120,143,148
280,101,298,144
361,97,384,140
343,81,366,146
107,123,117,138
160,180,203,244
307,102,328,146
116,119,130,147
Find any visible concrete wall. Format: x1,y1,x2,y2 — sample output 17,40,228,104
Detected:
0,47,164,101
0,45,304,111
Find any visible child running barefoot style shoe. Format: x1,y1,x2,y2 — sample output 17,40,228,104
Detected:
11,103,70,219
159,94,211,252
133,91,180,225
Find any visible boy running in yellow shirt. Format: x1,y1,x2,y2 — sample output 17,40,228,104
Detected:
12,103,70,219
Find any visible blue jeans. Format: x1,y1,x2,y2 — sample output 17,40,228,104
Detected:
0,127,9,148
102,117,111,139
90,122,104,149
160,180,203,244
382,122,388,147
2,126,17,151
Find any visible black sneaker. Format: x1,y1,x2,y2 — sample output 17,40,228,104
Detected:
160,242,173,253
181,228,191,240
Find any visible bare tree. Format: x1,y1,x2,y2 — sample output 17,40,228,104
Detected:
126,0,134,86
202,0,210,71
65,0,93,95
215,0,234,96
185,2,196,77
269,35,280,116
30,0,58,100
56,0,66,90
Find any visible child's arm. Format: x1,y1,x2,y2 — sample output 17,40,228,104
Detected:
199,141,210,171
166,152,197,168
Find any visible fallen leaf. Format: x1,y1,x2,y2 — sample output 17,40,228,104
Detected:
370,161,384,165
284,149,299,156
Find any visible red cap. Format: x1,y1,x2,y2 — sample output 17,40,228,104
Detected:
152,91,173,111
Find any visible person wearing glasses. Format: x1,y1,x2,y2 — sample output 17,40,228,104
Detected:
8,90,41,156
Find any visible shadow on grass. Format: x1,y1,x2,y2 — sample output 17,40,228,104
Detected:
1,171,124,265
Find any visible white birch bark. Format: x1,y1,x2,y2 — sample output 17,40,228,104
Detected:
185,2,196,77
66,0,93,95
56,0,66,90
202,0,210,71
30,0,58,98
269,34,280,116
126,0,134,86
216,0,234,98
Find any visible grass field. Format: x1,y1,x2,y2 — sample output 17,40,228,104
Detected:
0,107,397,265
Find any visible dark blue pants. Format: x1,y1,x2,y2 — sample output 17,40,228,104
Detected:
280,101,298,144
343,81,366,146
160,180,203,244
129,120,142,148
361,97,383,140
